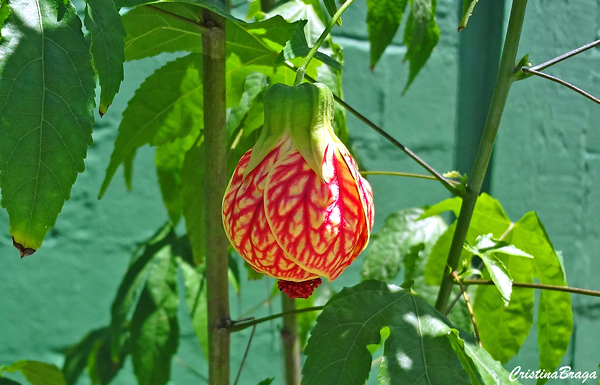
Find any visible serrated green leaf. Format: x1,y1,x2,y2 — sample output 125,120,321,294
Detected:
156,135,196,224
402,0,440,93
130,246,179,385
1,361,67,385
182,140,206,264
84,0,125,115
473,250,534,364
178,258,209,359
303,280,471,385
62,328,107,385
510,212,573,384
360,207,446,283
448,329,520,385
99,54,203,197
0,0,95,251
367,0,408,69
110,223,176,359
276,20,341,71
458,0,479,32
115,0,232,20
424,194,512,285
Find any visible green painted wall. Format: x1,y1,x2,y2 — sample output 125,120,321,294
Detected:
0,1,598,384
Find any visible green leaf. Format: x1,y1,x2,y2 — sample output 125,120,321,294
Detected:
86,330,128,385
99,54,203,197
316,42,347,142
122,4,203,61
360,207,446,283
1,361,67,385
424,194,512,285
83,0,126,115
473,249,534,364
115,0,232,20
367,0,408,69
419,196,461,219
323,0,340,25
0,0,95,251
402,0,440,93
62,328,107,385
110,223,176,359
0,0,9,42
448,329,520,385
458,0,479,32
299,0,327,25
178,258,209,359
155,135,196,224
510,212,573,384
226,71,268,137
181,140,206,265
0,378,21,385
257,378,274,385
303,280,472,385
130,245,179,385
277,20,341,71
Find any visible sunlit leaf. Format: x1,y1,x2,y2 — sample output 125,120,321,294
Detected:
367,0,408,69
0,0,95,251
0,361,67,385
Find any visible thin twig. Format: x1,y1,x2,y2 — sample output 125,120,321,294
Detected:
233,324,257,385
461,279,600,298
228,306,324,332
451,271,481,346
144,5,208,33
284,63,462,197
361,170,461,184
521,68,600,106
530,39,600,71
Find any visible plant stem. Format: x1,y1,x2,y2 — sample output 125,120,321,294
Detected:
293,0,355,85
521,68,600,106
202,9,230,385
434,0,528,312
228,306,324,332
280,296,301,385
451,272,481,346
360,170,461,184
233,325,257,385
461,279,600,298
529,39,600,71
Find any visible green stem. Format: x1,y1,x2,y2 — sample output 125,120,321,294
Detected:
360,170,461,184
461,279,600,298
280,296,301,385
202,9,230,385
228,306,324,333
293,0,355,85
434,0,528,312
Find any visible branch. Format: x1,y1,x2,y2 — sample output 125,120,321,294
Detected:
451,272,481,346
233,325,257,385
461,279,600,298
361,170,461,184
228,306,324,333
521,68,600,106
281,296,301,385
530,39,600,71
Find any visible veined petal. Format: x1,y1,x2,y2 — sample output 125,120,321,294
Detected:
264,143,366,281
223,138,317,281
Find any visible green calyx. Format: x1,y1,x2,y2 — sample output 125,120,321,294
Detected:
243,82,336,181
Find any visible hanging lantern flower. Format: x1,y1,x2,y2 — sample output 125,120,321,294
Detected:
222,83,374,299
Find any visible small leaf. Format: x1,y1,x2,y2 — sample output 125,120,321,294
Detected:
99,54,203,197
458,0,479,32
130,246,179,385
276,20,341,71
83,0,126,115
62,328,107,385
465,240,512,305
256,378,274,385
367,0,408,69
443,170,462,178
0,0,95,251
178,258,209,359
360,207,446,283
402,0,440,93
182,141,206,265
303,280,472,385
1,361,67,385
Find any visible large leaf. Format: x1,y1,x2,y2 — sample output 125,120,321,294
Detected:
83,0,126,115
178,258,209,358
366,0,408,69
181,140,206,264
109,223,176,358
0,361,66,385
473,248,535,364
0,0,95,252
360,207,446,283
510,212,573,384
424,194,512,285
402,0,440,93
130,244,179,385
303,280,473,385
99,54,203,197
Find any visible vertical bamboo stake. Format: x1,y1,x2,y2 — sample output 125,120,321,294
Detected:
281,296,302,385
202,8,230,385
